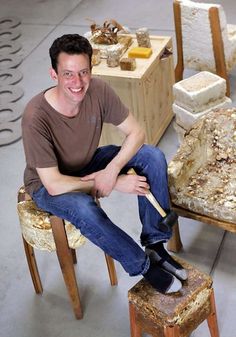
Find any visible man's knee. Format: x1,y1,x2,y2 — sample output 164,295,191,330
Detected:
138,144,167,167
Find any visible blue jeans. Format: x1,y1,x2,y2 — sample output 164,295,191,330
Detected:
33,144,171,276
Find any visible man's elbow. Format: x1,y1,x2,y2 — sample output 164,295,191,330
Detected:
44,182,61,196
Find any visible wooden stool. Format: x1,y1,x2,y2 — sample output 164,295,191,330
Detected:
128,259,220,337
17,186,118,319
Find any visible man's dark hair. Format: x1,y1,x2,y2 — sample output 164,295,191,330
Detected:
49,34,93,72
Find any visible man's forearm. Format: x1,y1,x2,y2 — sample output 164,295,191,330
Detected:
36,167,94,196
107,127,145,172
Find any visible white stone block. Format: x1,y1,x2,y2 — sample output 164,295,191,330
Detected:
173,96,232,130
173,71,227,113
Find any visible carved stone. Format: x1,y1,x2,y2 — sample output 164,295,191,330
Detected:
168,108,236,224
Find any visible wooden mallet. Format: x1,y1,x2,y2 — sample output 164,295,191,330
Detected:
127,168,178,232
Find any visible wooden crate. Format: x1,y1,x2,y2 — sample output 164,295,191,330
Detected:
92,35,175,146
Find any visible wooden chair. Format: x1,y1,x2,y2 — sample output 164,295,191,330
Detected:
167,108,236,253
173,0,236,97
17,186,118,319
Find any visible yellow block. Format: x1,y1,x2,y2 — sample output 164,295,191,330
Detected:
128,47,153,58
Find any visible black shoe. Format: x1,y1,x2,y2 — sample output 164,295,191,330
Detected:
145,243,188,281
143,260,182,294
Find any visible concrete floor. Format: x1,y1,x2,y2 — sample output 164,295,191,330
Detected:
0,1,236,336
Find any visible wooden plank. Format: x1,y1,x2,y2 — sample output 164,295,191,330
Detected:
172,204,236,233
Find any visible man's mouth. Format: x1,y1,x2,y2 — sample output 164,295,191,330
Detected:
70,87,83,93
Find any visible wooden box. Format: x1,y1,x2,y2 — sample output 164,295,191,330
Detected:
92,35,175,146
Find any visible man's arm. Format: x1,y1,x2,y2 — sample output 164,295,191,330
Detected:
36,166,94,196
81,112,147,197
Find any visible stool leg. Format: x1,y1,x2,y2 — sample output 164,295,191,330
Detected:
71,249,77,264
167,220,183,253
22,236,43,294
207,290,220,337
129,302,142,337
104,253,118,286
164,325,180,337
50,216,83,319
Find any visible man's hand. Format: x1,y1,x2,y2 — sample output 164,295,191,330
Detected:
80,165,120,198
115,174,150,195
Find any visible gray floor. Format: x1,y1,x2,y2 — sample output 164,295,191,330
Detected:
1,1,236,336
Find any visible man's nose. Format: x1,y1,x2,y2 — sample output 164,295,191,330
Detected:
72,73,83,83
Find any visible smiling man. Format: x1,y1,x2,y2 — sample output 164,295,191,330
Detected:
21,34,187,295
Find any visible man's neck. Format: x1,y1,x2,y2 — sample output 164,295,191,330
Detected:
44,87,81,117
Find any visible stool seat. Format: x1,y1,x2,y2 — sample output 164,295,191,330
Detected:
128,258,219,337
18,199,86,252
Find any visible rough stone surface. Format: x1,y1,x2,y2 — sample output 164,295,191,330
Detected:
173,120,187,144
173,71,227,113
180,0,236,72
168,108,236,224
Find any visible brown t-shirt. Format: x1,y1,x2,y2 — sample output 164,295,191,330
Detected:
22,77,129,196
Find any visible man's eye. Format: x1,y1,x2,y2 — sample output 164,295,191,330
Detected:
80,69,88,76
64,72,72,77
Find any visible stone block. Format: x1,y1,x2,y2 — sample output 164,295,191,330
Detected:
173,71,226,113
173,96,232,130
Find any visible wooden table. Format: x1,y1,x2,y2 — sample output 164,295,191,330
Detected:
92,35,175,146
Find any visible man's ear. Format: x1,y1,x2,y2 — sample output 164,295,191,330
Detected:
49,68,58,81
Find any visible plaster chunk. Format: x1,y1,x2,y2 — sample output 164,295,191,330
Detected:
173,71,227,113
168,108,236,224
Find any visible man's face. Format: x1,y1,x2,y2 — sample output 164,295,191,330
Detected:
51,52,91,104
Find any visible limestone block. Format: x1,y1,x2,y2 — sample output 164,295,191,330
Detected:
173,96,232,130
173,71,226,113
168,108,236,224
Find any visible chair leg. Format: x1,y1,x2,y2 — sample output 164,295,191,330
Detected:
50,216,83,319
22,235,43,294
164,325,180,337
71,249,77,264
209,7,230,97
104,253,118,286
129,302,142,337
167,220,183,253
173,0,184,82
207,290,220,337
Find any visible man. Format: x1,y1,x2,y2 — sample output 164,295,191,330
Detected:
22,34,187,294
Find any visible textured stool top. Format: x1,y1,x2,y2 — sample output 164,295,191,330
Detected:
128,258,212,326
17,186,86,252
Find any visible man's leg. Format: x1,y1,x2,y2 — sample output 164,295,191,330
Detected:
78,144,186,281
33,186,149,276
33,184,182,293
124,144,188,281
